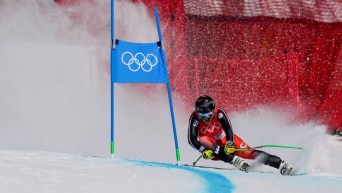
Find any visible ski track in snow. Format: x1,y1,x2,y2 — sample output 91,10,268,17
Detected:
1,146,342,193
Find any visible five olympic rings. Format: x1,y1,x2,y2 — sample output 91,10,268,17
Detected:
121,52,158,72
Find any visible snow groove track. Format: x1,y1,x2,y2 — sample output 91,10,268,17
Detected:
130,159,342,193
130,160,235,193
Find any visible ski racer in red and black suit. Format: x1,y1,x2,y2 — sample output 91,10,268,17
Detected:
188,95,293,175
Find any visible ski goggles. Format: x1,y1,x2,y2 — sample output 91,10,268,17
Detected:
198,111,214,119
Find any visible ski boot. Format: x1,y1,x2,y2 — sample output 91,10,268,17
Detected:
231,156,249,172
279,160,293,175
337,130,342,137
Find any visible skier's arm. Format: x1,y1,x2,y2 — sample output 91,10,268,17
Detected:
188,114,202,150
217,108,234,143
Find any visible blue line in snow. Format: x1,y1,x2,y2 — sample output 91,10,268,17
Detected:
128,159,235,193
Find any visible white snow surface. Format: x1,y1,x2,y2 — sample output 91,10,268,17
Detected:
1,135,341,193
0,1,342,193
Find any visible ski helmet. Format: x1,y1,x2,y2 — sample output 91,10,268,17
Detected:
195,95,215,119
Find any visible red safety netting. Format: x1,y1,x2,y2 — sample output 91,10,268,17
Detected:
187,52,300,109
139,0,342,132
56,0,342,132
183,0,342,23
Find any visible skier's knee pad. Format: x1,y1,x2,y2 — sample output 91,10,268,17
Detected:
218,148,234,163
253,150,281,169
264,154,282,168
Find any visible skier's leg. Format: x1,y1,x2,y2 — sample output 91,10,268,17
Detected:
250,150,281,168
250,150,293,175
232,134,256,159
232,135,293,175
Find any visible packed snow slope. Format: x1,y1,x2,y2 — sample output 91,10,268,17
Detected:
0,1,342,193
1,135,342,193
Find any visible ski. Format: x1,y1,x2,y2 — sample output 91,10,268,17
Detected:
183,164,301,176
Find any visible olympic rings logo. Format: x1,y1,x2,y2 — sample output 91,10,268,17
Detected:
121,52,158,72
200,122,221,135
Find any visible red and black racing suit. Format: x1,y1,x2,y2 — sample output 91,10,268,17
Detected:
188,107,282,169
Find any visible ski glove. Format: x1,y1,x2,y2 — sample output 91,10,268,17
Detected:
224,141,235,154
202,149,214,160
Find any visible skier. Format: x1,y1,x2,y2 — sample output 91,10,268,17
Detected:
188,95,293,175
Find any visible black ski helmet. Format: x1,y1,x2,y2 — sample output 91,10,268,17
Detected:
195,95,215,114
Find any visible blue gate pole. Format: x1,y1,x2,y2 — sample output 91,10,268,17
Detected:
166,83,181,165
154,8,181,165
110,0,115,158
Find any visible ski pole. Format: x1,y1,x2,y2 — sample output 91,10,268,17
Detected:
235,144,304,151
193,155,202,166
